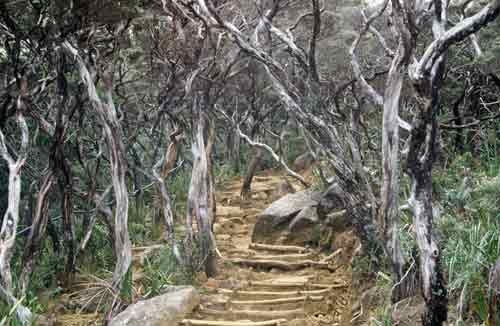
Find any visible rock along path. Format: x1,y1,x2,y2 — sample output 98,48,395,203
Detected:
182,171,352,326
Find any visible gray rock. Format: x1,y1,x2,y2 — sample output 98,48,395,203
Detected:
289,205,319,232
252,189,322,244
317,183,345,220
109,286,199,326
286,205,320,245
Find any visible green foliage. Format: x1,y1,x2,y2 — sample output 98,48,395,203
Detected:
129,222,147,244
0,293,45,326
472,287,489,323
310,224,322,247
84,222,115,272
372,306,393,326
285,135,304,165
436,153,500,323
119,268,134,304
141,248,195,298
167,167,192,216
214,163,239,186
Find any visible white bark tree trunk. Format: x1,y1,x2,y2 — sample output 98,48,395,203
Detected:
152,128,183,263
64,42,132,293
0,92,33,324
186,96,217,277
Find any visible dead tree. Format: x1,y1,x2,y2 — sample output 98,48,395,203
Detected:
64,41,132,293
186,96,217,277
350,0,415,302
152,128,184,263
0,83,33,324
352,2,500,321
406,1,500,324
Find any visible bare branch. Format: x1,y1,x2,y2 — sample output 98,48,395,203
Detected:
349,0,389,107
412,0,500,80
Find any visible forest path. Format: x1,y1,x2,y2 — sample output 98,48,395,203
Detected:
182,171,352,326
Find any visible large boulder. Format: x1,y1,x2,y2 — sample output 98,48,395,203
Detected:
251,189,322,245
109,286,200,326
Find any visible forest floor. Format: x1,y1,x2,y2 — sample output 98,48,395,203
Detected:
55,170,353,325
182,171,353,326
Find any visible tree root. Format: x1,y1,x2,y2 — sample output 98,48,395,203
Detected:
320,249,343,263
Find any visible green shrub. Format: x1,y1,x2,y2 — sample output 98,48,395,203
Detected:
372,305,393,326
141,247,195,298
437,154,500,323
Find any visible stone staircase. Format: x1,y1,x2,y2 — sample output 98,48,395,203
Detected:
181,173,351,326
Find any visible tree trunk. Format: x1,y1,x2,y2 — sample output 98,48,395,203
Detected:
380,42,416,302
408,171,448,326
152,128,183,263
0,100,33,324
64,42,132,295
226,129,240,173
206,118,217,226
407,63,448,326
60,165,76,284
19,172,55,296
186,96,217,277
241,146,263,198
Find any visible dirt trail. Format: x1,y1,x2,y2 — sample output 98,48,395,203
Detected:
182,172,352,326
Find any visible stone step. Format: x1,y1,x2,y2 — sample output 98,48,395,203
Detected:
217,287,333,297
198,307,303,320
229,252,315,261
217,206,245,217
244,280,334,289
180,319,287,326
214,295,324,306
248,243,309,254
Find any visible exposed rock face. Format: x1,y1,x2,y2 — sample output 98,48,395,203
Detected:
251,189,322,245
109,286,200,326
